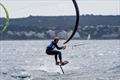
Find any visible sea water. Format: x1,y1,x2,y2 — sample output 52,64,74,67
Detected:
0,40,120,80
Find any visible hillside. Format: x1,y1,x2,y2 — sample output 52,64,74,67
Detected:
0,15,120,40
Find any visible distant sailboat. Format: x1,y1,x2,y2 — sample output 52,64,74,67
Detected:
87,34,91,40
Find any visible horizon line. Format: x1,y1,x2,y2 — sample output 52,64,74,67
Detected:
1,14,120,19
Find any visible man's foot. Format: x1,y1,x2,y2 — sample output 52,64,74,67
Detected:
60,61,64,65
56,62,59,65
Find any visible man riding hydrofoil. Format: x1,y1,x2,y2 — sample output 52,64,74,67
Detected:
46,37,66,65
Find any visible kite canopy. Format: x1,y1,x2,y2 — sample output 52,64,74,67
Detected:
0,2,10,32
64,0,80,44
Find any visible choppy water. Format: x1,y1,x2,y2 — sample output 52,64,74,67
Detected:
0,40,120,80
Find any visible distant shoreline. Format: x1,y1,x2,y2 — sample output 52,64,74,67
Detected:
0,15,120,40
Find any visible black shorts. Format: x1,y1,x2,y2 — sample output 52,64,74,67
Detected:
46,49,61,55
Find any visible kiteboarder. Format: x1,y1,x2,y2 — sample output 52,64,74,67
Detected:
46,37,66,65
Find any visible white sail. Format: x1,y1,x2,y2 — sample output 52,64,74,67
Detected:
87,34,91,40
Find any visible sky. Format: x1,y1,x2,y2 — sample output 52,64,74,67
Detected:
0,0,120,18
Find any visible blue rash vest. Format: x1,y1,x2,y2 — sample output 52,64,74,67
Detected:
47,41,62,50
